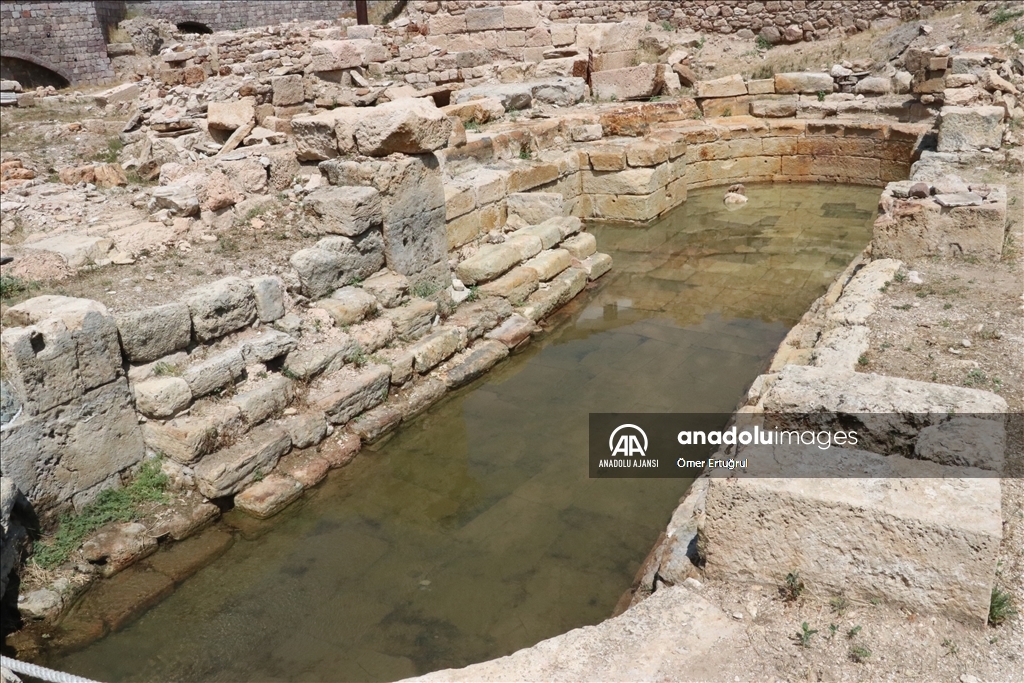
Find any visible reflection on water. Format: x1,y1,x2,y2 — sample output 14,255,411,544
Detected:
53,183,879,682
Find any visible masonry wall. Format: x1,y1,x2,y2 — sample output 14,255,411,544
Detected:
0,1,115,85
123,0,356,31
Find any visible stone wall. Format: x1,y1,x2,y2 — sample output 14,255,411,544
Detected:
123,1,356,31
410,0,960,42
0,1,115,85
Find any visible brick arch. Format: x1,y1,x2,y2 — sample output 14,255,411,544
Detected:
0,50,72,88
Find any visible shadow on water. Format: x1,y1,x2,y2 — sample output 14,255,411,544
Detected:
51,183,880,682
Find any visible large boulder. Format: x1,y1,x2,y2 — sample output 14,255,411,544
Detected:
184,277,257,343
354,98,453,156
115,302,192,363
290,232,386,299
304,186,382,237
937,105,1005,152
207,97,255,131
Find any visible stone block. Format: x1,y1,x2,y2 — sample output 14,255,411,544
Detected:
509,222,562,250
310,39,373,71
182,348,245,398
477,266,539,304
583,167,667,196
522,249,572,281
531,78,587,106
281,336,357,381
279,413,328,450
313,364,391,424
208,97,255,131
194,424,291,499
587,146,627,171
592,65,666,101
291,108,357,161
703,444,1001,624
184,277,257,343
81,522,157,577
319,286,378,326
456,243,522,285
383,298,437,341
350,404,403,442
22,234,113,268
271,75,304,107
235,474,303,519
1,320,83,415
351,318,396,353
750,97,798,118
485,313,538,348
519,268,587,321
454,83,532,111
230,375,293,426
132,377,191,419
289,232,385,299
579,252,613,280
774,72,834,94
115,303,192,363
409,327,465,373
305,186,383,237
241,329,297,364
937,106,1004,152
249,276,286,323
694,74,747,98
561,232,597,259
362,270,409,308
746,78,775,95
506,192,564,226
626,142,670,168
354,97,453,156
465,6,505,31
142,404,240,464
440,340,509,389
446,298,513,340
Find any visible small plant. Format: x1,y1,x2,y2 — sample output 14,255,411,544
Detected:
465,285,480,302
796,622,818,648
152,361,181,377
412,281,440,299
346,344,367,367
847,625,862,639
697,35,706,49
1014,29,1024,48
849,645,872,663
464,120,481,132
830,596,850,616
942,637,958,656
755,34,772,50
216,237,239,253
780,571,804,602
892,303,912,311
252,468,265,483
0,274,36,301
992,6,1024,24
894,272,907,283
857,354,869,366
32,459,168,569
989,586,1017,626
661,20,672,31
816,90,826,102
518,147,533,160
95,136,124,164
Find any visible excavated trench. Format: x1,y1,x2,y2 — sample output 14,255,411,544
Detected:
49,182,880,682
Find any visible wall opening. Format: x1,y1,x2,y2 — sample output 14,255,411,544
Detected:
0,57,70,90
176,21,213,34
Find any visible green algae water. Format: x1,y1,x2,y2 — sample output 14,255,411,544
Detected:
51,183,879,682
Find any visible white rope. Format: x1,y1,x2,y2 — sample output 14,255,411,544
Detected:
1,656,104,683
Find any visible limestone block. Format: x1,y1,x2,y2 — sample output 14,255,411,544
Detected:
142,404,240,464
313,364,391,425
429,14,466,35
587,146,627,171
115,303,192,363
445,298,513,340
519,267,587,321
208,98,255,131
809,325,870,371
570,124,603,142
0,379,144,512
384,298,437,341
440,340,509,389
22,234,113,268
279,413,328,449
184,277,256,343
132,377,191,419
578,252,613,281
827,258,903,324
235,474,303,519
531,78,588,106
1,320,83,415
271,75,304,107
350,404,403,442
281,336,358,381
81,522,157,577
915,417,1005,471
182,348,245,398
289,232,386,299
543,216,583,239
774,72,834,94
592,65,665,102
465,6,505,32
854,76,892,95
318,286,378,327
441,97,505,124
750,97,798,118
230,375,293,426
249,276,286,323
456,243,522,285
310,40,373,71
509,221,562,250
626,142,670,168
194,424,291,499
93,82,139,107
746,78,775,95
409,327,465,373
561,232,597,259
583,167,667,196
241,329,297,364
454,83,532,111
937,106,1004,152
478,266,539,304
390,377,446,420
485,313,539,348
354,98,453,156
5,296,121,392
702,444,1001,624
351,318,396,354
694,74,747,98
305,186,383,237
872,187,1007,260
362,270,409,308
506,192,564,226
522,249,572,281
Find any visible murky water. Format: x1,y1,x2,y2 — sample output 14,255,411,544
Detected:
52,184,878,682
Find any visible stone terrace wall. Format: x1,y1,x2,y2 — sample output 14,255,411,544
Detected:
123,0,356,31
0,1,115,85
410,0,960,41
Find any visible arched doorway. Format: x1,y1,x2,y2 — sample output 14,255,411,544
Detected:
0,56,70,90
176,21,213,34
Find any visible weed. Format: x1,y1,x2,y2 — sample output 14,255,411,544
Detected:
412,281,440,299
830,596,850,616
943,302,953,310
697,36,706,49
94,136,124,164
796,622,818,648
892,303,912,311
965,368,987,387
252,468,265,483
849,645,872,663
989,586,1017,626
894,272,906,283
519,147,533,160
152,361,181,377
816,90,826,102
464,120,481,132
880,342,892,350
466,285,479,302
346,344,368,367
828,623,839,639
32,459,168,569
992,7,1024,24
780,571,804,602
755,34,772,50
847,625,862,639
1015,30,1024,47
857,354,869,366
879,281,890,292
0,275,36,301
216,237,239,253
752,63,774,80
942,638,958,656
660,20,672,31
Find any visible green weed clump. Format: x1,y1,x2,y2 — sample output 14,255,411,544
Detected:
32,459,169,569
